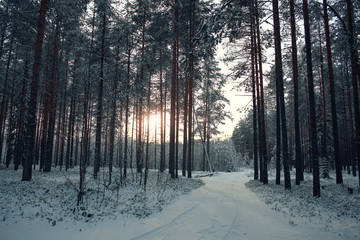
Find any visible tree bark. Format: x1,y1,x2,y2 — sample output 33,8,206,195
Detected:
22,0,48,181
182,63,189,176
5,45,18,168
124,47,131,178
303,0,320,197
0,33,14,163
255,0,268,184
44,24,60,172
144,75,151,189
169,0,179,179
346,0,360,186
159,48,165,173
14,58,29,170
323,0,342,183
137,7,146,175
109,44,120,176
273,0,291,189
250,2,258,180
187,0,195,179
94,9,106,178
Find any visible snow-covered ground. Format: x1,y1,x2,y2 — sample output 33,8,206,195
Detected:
0,167,359,240
246,169,360,239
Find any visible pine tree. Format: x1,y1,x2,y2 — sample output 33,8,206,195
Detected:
22,0,49,181
303,0,320,197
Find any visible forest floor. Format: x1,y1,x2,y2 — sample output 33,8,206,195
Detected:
0,166,359,240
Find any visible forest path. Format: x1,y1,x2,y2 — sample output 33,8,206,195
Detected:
125,172,337,240
1,171,344,240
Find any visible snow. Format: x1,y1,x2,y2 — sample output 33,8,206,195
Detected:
245,170,360,239
1,167,359,240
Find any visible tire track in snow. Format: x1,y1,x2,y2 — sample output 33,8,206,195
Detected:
222,180,243,240
130,189,211,240
130,204,200,240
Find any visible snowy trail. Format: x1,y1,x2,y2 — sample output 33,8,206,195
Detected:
1,171,351,240
122,172,346,240
126,172,322,240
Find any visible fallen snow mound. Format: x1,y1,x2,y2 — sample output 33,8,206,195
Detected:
0,166,203,226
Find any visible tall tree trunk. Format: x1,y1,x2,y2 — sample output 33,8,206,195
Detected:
0,3,9,61
346,0,360,186
66,85,75,170
22,0,48,181
254,22,263,182
144,75,151,189
5,45,18,167
59,83,67,170
159,48,165,172
131,104,136,170
124,47,131,178
0,33,14,163
14,57,29,170
109,45,120,177
276,84,281,185
303,76,312,173
94,9,106,179
44,24,60,172
74,120,79,167
154,108,157,170
39,73,50,171
79,6,95,204
250,3,258,180
118,104,123,169
182,63,189,176
346,71,356,176
69,94,76,168
203,80,209,172
303,0,320,197
169,0,179,179
163,87,167,171
187,0,195,179
175,8,180,178
323,0,342,183
255,0,268,184
103,111,109,169
318,30,328,177
273,0,290,189
137,8,146,175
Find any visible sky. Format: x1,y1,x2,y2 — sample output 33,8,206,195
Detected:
215,46,252,139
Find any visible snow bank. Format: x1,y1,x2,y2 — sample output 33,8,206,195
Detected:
245,170,360,239
0,166,203,226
